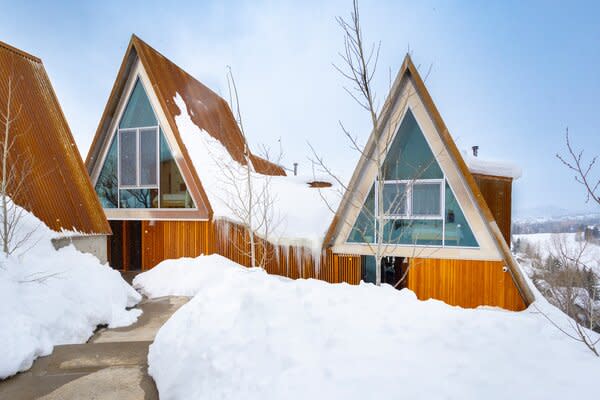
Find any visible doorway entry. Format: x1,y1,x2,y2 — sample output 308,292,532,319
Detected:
361,255,409,289
108,220,142,271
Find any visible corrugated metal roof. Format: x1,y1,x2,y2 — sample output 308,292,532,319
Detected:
0,40,111,234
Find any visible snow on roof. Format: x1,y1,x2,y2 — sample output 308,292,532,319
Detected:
174,94,338,253
462,150,522,180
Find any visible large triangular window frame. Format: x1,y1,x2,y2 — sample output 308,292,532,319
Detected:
92,63,203,214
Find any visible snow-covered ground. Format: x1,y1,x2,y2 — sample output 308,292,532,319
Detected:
136,254,600,400
0,205,141,379
515,232,600,273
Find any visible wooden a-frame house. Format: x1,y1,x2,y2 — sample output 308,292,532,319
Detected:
86,35,533,311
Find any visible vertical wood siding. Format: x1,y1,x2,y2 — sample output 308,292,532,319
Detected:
472,174,513,243
140,219,362,284
123,219,525,311
407,258,526,311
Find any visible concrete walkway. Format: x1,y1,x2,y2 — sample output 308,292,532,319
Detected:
0,296,189,400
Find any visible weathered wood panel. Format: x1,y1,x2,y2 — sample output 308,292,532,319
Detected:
472,174,512,243
407,258,526,311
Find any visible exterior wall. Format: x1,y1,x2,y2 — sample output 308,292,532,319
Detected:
407,257,526,311
108,218,527,310
137,219,361,284
472,173,513,243
52,235,108,264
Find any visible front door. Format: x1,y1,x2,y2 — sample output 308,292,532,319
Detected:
108,220,142,271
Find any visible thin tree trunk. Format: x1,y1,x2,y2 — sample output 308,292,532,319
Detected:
2,78,11,254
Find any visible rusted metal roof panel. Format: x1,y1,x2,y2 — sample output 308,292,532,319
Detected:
0,40,111,234
133,36,285,176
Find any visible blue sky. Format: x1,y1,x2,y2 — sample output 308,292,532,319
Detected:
1,0,599,217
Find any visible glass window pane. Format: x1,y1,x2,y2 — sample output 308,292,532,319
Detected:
444,181,478,247
412,183,441,216
95,133,118,208
119,189,158,208
119,79,157,129
347,185,375,243
361,255,377,284
383,219,443,246
382,108,443,180
383,182,407,216
159,129,194,208
140,128,157,186
119,130,137,186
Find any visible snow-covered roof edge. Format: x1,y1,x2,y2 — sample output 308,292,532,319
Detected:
462,151,522,180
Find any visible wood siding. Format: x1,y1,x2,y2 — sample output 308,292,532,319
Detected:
137,219,361,284
472,173,513,243
106,219,527,311
407,258,526,311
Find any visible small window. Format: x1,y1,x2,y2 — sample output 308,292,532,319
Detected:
411,182,441,217
119,127,159,189
382,182,407,216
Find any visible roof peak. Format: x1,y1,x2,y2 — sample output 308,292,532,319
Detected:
0,40,41,63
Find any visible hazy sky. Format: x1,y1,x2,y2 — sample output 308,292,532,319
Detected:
1,0,599,217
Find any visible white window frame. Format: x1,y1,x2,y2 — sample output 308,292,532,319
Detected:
117,126,160,190
376,179,444,220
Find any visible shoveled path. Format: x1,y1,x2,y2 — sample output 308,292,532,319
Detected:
0,296,189,400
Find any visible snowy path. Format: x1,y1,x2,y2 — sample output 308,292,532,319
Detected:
0,296,188,399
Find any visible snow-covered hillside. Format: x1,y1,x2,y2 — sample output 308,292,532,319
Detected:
0,204,141,379
136,255,600,400
514,232,600,273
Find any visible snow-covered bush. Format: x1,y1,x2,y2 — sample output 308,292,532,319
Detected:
0,205,141,379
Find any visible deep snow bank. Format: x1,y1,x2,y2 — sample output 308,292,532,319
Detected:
145,255,600,400
0,205,141,379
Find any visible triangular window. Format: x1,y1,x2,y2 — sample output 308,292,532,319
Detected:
346,108,477,247
94,77,194,209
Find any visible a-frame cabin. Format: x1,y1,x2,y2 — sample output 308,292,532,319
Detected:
0,40,111,259
324,55,533,310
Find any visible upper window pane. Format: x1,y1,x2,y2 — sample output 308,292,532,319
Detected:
95,134,118,208
444,181,478,247
159,129,194,208
382,109,443,180
119,129,137,186
382,182,407,216
119,79,157,129
140,128,158,186
347,184,375,243
412,183,441,216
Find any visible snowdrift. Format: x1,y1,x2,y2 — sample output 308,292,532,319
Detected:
0,204,141,379
143,254,600,400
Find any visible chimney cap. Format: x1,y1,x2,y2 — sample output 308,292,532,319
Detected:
472,146,479,157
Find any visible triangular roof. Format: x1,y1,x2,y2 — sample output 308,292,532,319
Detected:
86,35,285,218
0,40,110,234
324,54,534,305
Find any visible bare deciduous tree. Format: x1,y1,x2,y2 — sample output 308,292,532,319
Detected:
0,74,36,256
557,128,600,206
214,67,284,269
309,0,439,286
522,234,600,356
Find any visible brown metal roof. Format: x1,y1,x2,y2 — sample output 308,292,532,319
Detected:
0,40,111,234
86,35,286,219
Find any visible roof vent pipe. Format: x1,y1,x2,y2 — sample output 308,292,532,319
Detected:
472,146,479,157
293,162,298,176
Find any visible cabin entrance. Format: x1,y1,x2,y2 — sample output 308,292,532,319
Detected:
108,220,142,271
361,256,409,288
